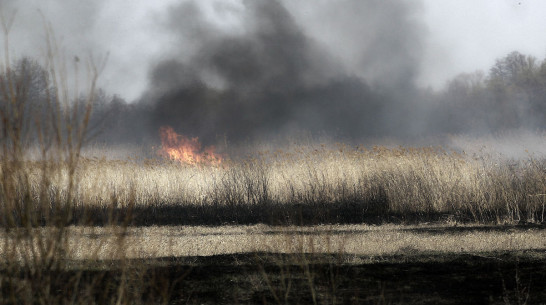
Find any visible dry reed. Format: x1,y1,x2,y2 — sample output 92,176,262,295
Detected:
12,144,544,225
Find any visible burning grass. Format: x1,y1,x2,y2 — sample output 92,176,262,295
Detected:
158,126,223,165
9,143,546,226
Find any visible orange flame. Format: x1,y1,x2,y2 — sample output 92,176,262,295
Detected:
158,126,222,165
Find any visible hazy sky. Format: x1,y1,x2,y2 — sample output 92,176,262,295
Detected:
421,0,546,89
3,0,546,101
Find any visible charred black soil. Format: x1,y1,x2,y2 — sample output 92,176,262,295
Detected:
5,251,545,305
69,202,531,227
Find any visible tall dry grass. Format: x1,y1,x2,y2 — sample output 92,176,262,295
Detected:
11,142,545,226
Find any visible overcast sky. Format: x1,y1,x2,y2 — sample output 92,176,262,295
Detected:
2,0,546,101
421,0,546,89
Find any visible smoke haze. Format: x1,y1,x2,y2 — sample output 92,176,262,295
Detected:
2,0,546,149
133,0,427,144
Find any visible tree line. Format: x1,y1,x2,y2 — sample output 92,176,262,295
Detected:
430,51,546,133
2,50,545,146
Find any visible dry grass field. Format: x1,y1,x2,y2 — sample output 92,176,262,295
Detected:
1,142,546,304
9,143,546,226
1,20,545,305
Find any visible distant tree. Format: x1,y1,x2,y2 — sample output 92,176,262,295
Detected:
447,71,486,98
0,57,51,145
433,51,546,133
486,51,544,129
432,71,490,132
489,51,539,90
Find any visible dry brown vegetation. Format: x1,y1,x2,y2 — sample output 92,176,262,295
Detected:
3,223,546,261
1,15,546,305
10,143,544,226
4,130,546,303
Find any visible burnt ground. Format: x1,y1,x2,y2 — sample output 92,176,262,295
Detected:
69,202,544,227
4,251,545,305
123,251,546,304
2,222,545,304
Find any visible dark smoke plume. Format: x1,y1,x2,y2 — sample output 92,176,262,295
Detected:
5,1,546,149
136,0,426,144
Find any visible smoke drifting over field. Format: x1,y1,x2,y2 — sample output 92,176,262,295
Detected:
3,0,546,147
136,0,426,144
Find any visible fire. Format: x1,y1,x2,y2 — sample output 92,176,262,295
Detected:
158,126,222,165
